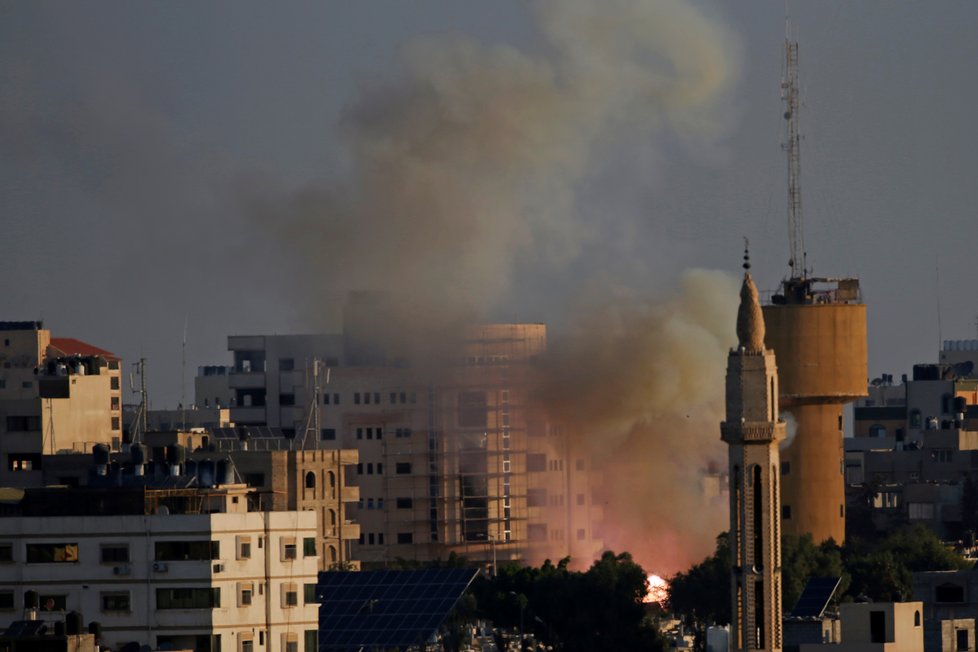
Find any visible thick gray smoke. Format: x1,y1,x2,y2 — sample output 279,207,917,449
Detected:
536,269,738,573
257,0,738,327
258,0,741,571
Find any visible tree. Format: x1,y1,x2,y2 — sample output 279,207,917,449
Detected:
472,552,668,652
780,535,847,613
667,533,731,650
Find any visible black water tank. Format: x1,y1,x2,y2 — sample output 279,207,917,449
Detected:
88,621,102,639
24,590,38,609
216,459,232,485
92,444,110,466
65,611,83,635
198,459,215,487
130,444,147,466
166,444,187,466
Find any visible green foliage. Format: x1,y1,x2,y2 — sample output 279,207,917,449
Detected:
471,552,668,652
667,533,731,627
780,535,847,612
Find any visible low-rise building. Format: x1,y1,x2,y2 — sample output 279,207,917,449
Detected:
0,484,319,652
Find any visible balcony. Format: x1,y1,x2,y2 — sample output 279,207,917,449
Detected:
228,372,266,389
339,522,361,541
229,406,266,424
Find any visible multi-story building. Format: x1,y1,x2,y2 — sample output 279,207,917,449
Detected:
0,484,319,652
846,361,978,540
196,305,603,568
0,322,122,487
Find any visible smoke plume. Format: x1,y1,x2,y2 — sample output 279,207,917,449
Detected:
258,0,741,572
536,269,738,573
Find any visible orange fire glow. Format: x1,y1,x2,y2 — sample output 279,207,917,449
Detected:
645,574,669,604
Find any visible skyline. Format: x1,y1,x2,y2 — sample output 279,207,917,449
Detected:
3,1,978,409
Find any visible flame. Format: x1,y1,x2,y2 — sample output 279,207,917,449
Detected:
645,574,669,604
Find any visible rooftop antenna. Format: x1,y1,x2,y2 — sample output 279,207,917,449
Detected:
128,358,148,444
782,14,805,279
181,314,188,431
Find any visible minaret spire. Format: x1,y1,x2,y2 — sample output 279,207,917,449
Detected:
722,249,785,652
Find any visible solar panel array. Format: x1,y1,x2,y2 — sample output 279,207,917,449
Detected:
318,568,480,651
789,576,841,618
4,620,47,637
211,426,287,440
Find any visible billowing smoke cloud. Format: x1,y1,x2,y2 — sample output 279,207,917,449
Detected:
255,0,739,328
257,0,741,572
536,269,738,573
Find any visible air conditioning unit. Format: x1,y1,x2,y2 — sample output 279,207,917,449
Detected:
113,565,131,576
152,562,168,573
213,563,225,573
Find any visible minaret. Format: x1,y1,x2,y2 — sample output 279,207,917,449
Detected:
721,250,785,652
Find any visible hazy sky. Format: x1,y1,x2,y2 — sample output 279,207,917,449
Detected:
3,2,977,408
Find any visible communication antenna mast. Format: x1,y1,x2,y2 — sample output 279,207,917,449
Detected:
128,358,149,444
181,314,188,431
300,358,323,449
782,22,805,279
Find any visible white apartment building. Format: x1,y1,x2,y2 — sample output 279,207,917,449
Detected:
0,484,319,652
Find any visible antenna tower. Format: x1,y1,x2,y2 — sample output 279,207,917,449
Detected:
782,30,805,278
128,358,149,444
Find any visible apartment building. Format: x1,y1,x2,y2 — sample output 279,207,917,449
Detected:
0,484,319,652
197,309,604,568
0,322,122,487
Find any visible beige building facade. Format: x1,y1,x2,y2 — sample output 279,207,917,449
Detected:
0,322,122,487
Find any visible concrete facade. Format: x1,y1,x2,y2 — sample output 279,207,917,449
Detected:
195,320,604,568
722,271,785,652
0,323,122,488
0,485,319,652
763,277,868,545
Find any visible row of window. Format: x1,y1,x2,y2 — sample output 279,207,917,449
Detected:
0,585,320,614
358,532,414,546
356,462,412,475
346,391,417,406
0,536,317,565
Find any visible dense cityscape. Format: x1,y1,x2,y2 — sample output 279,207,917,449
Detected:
3,2,978,652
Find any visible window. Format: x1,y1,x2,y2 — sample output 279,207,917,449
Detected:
354,393,361,405
305,472,316,489
240,635,254,652
0,543,11,562
396,462,412,475
281,537,297,561
934,449,953,463
367,463,373,474
38,594,66,612
282,583,299,608
357,428,363,440
397,532,413,544
321,428,336,441
376,428,383,440
782,505,791,519
236,536,252,560
283,633,299,652
576,528,586,540
279,358,295,371
280,393,295,406
157,588,220,609
527,488,547,507
100,544,129,563
936,583,965,603
957,629,968,652
111,376,120,389
870,610,885,644
780,461,790,475
111,417,120,430
356,463,363,475
527,454,546,472
303,538,316,557
6,416,41,432
528,524,547,541
305,630,318,652
909,503,935,520
457,391,488,428
396,497,413,509
21,381,31,389
0,591,13,610
364,393,371,404
304,584,317,604
26,543,78,563
576,493,585,506
377,463,383,474
238,582,254,607
155,541,219,561
101,592,131,613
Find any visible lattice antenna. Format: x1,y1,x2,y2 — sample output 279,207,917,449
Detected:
782,22,805,279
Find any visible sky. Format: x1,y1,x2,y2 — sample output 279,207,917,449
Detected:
2,1,978,410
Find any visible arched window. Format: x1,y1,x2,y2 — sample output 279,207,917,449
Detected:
329,509,337,525
914,611,921,627
305,471,316,489
328,471,336,487
328,545,338,562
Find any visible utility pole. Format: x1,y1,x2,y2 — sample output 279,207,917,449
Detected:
129,358,148,444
